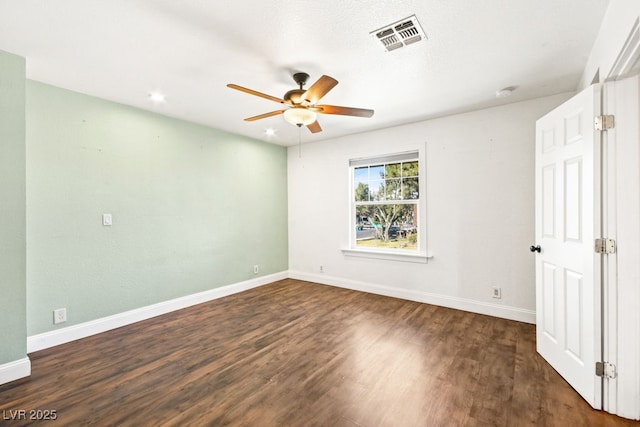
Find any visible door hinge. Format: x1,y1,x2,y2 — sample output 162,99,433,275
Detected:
596,361,617,379
594,115,615,131
595,238,616,254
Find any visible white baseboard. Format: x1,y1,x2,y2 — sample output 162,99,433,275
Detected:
0,357,31,386
26,269,534,355
288,270,536,324
27,271,288,353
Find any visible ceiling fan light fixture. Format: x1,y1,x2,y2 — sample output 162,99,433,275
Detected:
284,107,317,126
227,72,373,133
284,89,305,105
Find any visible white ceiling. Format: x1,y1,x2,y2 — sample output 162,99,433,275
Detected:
0,0,609,146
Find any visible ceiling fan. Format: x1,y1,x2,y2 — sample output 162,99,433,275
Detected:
227,72,374,133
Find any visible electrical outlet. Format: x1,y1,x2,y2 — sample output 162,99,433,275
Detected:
492,287,502,299
253,265,259,274
53,308,67,324
102,213,113,226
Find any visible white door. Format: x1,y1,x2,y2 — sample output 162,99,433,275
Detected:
534,84,601,408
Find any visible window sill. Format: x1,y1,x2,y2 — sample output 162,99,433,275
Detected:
341,248,432,264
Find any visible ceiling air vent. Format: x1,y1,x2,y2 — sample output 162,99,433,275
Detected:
371,15,426,52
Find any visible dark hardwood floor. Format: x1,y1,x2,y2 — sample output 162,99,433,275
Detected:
1,279,637,426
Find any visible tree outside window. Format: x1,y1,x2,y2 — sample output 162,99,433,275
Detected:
352,153,419,251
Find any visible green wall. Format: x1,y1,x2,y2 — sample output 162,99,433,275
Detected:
26,81,288,335
0,50,27,364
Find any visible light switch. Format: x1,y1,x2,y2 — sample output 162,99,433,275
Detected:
102,213,113,226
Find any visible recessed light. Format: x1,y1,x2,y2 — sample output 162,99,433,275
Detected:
148,92,166,102
265,128,276,136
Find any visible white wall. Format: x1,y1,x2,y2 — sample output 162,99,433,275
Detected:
288,93,572,323
580,0,640,88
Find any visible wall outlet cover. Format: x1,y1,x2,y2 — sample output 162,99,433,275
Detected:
53,308,67,324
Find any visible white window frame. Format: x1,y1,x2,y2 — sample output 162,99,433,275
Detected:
342,150,430,263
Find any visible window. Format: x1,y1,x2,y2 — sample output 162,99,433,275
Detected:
350,151,419,252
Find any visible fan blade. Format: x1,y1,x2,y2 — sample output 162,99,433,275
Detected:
315,105,374,118
306,120,322,133
302,75,338,104
244,110,285,121
227,84,284,104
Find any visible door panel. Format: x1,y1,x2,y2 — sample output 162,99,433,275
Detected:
542,165,556,237
535,84,601,409
564,158,582,242
542,262,557,338
564,269,583,359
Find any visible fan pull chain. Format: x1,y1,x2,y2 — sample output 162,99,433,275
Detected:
297,124,302,158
